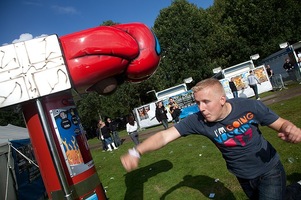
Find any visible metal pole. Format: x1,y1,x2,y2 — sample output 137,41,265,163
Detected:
5,144,12,200
36,98,73,200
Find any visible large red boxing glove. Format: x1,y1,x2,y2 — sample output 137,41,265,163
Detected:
112,23,161,81
60,23,161,94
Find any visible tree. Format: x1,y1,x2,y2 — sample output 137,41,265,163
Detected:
100,20,119,26
0,105,25,127
153,0,214,87
208,0,301,64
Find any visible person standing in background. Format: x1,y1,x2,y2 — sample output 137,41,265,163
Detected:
283,58,301,84
99,120,118,151
168,97,180,123
96,121,107,151
283,58,294,71
172,104,181,123
247,70,261,100
155,101,169,129
107,117,121,147
229,77,238,98
126,115,140,145
266,65,275,90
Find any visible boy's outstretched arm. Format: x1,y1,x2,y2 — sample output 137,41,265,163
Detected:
120,126,181,172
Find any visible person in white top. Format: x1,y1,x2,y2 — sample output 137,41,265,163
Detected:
247,70,261,100
126,115,140,145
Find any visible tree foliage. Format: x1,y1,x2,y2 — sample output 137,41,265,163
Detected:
208,0,301,65
2,0,301,130
0,105,25,127
153,0,213,86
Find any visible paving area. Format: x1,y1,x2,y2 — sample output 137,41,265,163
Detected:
260,83,301,105
90,83,301,150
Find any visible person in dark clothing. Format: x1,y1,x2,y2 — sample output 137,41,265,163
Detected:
168,97,180,123
283,58,300,83
99,120,118,151
171,104,181,123
266,64,274,77
107,117,121,147
266,64,276,89
155,101,169,129
283,58,295,72
229,77,238,98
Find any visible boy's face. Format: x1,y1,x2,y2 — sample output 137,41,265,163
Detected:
194,86,226,122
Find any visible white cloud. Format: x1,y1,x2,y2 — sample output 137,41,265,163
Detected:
51,5,79,15
12,33,49,44
12,33,33,43
23,1,42,6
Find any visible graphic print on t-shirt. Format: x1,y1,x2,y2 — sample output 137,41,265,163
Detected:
213,112,255,147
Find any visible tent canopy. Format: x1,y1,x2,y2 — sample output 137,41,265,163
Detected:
0,124,29,145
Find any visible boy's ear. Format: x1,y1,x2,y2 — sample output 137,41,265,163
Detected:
220,95,227,105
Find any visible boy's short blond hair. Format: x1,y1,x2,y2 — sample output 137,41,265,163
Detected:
192,78,226,96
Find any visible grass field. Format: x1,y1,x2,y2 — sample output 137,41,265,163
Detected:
89,93,301,200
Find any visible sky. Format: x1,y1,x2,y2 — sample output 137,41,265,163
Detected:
0,0,213,46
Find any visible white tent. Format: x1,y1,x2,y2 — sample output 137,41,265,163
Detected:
0,124,46,200
0,124,29,143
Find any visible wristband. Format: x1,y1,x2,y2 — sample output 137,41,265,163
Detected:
128,148,141,159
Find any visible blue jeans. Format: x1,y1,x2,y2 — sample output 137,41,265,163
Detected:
104,137,113,145
129,131,139,146
232,91,238,98
161,119,168,129
237,161,286,200
250,84,259,99
112,131,121,146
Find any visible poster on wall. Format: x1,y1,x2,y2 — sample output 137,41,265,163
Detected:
221,65,272,99
134,90,200,129
134,102,167,129
254,66,269,83
137,105,150,121
220,72,250,98
50,106,94,177
162,90,199,119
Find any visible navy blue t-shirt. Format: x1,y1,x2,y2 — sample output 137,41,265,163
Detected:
174,98,280,179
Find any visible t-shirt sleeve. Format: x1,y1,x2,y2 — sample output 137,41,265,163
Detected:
126,123,129,132
174,113,204,136
254,101,279,126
